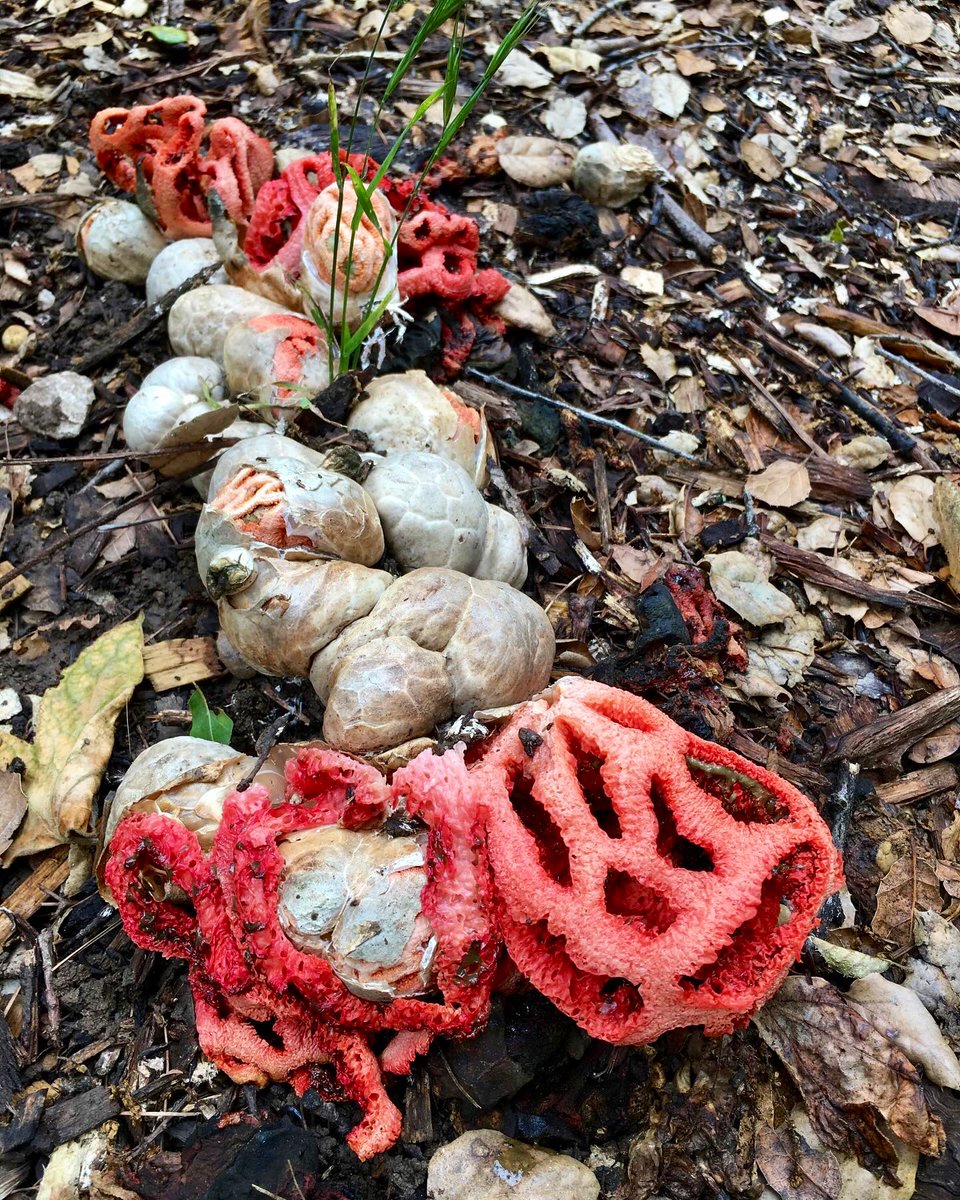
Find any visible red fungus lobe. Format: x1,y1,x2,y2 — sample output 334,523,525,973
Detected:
88,95,273,239
106,745,497,1160
471,677,843,1045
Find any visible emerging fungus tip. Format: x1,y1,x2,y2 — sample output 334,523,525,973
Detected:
206,546,257,599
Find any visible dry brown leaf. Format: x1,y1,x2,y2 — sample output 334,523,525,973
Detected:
933,475,960,596
756,1121,841,1200
872,844,942,948
813,16,880,44
754,976,945,1183
888,476,937,545
848,973,960,1090
674,48,715,76
535,45,601,74
708,544,798,627
883,2,934,45
1,615,144,862
914,306,960,337
640,342,677,384
741,138,783,181
496,136,575,187
649,73,690,119
747,459,811,508
907,720,960,765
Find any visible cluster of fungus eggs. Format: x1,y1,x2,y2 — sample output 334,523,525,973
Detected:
81,95,843,1163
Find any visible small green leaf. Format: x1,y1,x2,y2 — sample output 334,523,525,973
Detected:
145,24,193,44
827,219,846,244
188,688,233,745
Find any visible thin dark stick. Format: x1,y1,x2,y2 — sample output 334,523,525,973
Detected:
464,368,702,462
70,262,221,374
0,442,233,468
0,480,179,593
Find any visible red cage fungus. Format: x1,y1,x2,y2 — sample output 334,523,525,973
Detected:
471,677,842,1044
89,96,274,239
105,683,840,1157
242,151,510,375
105,746,498,1160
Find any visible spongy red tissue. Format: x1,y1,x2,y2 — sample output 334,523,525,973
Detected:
105,681,842,1159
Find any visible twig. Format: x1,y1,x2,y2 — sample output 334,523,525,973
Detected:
874,343,960,402
0,443,229,468
826,685,960,767
653,185,727,266
0,479,179,594
464,368,703,462
573,0,625,36
70,262,222,374
235,708,300,793
744,320,933,464
735,357,828,457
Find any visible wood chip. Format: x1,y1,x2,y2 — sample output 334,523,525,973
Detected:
873,763,959,806
142,636,224,692
0,561,30,612
0,848,69,951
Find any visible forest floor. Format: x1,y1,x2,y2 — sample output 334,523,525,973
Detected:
2,0,960,1197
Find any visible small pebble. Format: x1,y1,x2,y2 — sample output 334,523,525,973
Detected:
14,371,95,439
427,1129,600,1200
2,324,29,352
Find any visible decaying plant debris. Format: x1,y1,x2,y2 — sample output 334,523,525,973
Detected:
3,1,960,1198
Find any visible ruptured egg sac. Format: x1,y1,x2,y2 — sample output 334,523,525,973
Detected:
277,825,437,1002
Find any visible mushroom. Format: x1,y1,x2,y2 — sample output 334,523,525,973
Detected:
300,178,399,329
572,142,660,209
364,450,526,584
309,568,555,753
222,312,333,412
278,825,436,1001
122,356,225,453
167,284,291,361
77,199,167,284
195,433,385,576
348,370,493,485
145,238,227,306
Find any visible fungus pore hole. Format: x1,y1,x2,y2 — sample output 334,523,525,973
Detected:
507,766,572,886
650,777,714,871
686,757,789,824
604,868,676,934
679,844,817,998
568,739,622,839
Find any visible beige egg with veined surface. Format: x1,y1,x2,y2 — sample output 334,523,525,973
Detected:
78,199,167,284
146,238,227,306
167,284,290,361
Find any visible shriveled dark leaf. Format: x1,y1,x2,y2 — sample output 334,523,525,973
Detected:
754,977,944,1186
756,1121,842,1200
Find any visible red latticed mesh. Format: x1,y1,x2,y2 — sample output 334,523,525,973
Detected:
88,96,273,239
104,683,841,1158
105,746,498,1160
471,677,843,1045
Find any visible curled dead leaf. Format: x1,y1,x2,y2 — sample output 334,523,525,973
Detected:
1,615,144,862
888,475,937,545
496,135,575,187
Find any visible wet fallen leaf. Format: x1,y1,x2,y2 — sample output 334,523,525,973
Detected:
872,843,941,948
1,615,144,862
907,720,960,765
848,973,960,1089
757,1120,841,1200
754,976,944,1183
741,612,821,697
748,459,811,508
807,937,891,980
883,2,934,45
709,544,798,627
